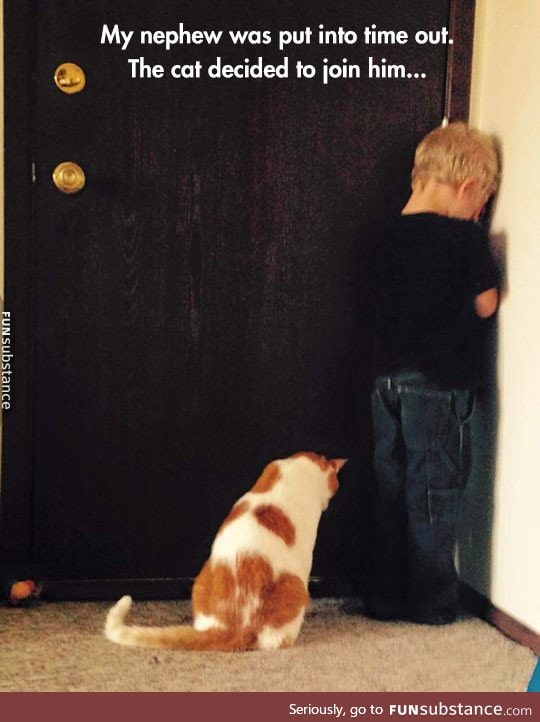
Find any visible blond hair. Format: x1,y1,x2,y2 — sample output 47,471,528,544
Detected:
411,122,499,197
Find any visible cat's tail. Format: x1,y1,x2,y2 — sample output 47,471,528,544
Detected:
104,596,251,651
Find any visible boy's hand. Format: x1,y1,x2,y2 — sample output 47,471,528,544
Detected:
474,287,499,318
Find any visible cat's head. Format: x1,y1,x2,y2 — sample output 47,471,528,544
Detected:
290,451,346,510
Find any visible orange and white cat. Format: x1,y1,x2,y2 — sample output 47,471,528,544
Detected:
105,451,345,651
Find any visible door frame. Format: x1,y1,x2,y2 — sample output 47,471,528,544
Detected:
0,0,475,599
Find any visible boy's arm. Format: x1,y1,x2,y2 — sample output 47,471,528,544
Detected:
474,287,499,318
471,224,500,319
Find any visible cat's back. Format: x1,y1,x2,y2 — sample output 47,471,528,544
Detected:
209,458,312,576
210,493,300,573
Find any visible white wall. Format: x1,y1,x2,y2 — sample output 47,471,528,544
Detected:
466,0,540,634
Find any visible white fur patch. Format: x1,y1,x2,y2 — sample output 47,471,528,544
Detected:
241,594,261,627
193,613,224,631
257,608,306,650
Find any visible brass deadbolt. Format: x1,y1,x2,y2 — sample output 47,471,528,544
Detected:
54,63,86,94
52,162,86,194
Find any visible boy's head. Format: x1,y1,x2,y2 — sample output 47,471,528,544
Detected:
410,122,499,220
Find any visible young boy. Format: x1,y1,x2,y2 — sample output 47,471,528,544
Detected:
367,122,500,624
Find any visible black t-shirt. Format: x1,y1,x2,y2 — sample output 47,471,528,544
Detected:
372,213,499,390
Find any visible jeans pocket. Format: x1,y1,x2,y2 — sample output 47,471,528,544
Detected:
401,387,453,451
453,390,476,488
425,390,476,492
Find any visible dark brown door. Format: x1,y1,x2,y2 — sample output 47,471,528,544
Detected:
1,0,473,597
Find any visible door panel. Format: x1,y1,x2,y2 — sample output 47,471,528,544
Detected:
3,0,467,594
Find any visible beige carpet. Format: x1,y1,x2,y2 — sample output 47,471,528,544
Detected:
0,598,535,692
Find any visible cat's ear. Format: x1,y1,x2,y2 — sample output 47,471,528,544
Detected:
329,458,347,472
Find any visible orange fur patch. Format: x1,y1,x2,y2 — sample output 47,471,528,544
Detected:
263,572,309,628
236,555,308,634
218,500,249,534
192,560,236,626
254,504,296,546
191,560,213,617
328,472,339,496
236,554,274,599
251,461,281,493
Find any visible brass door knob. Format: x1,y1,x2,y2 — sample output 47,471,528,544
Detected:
54,63,86,94
52,162,86,194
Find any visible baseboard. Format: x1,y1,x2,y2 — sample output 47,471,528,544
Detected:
38,578,194,601
460,582,540,655
6,576,355,603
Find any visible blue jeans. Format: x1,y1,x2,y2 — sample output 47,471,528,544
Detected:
369,370,475,621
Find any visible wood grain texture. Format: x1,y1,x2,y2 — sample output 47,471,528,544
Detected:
3,0,467,591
